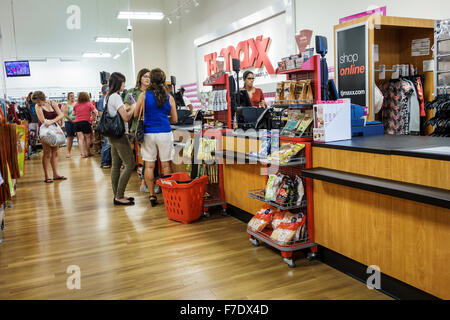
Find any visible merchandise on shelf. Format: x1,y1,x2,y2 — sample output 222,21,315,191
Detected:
267,143,305,164
277,49,314,72
275,80,314,105
263,173,305,207
247,205,276,232
281,110,306,137
270,212,306,245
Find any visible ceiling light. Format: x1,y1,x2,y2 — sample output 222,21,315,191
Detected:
193,0,199,7
82,52,111,58
167,17,173,24
113,54,120,60
95,37,131,43
121,47,129,54
117,11,164,20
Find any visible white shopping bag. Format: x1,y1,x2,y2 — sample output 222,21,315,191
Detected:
39,123,66,147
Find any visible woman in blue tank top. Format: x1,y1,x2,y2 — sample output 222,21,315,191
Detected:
134,68,178,206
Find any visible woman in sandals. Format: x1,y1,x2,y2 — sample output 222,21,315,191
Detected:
73,92,98,158
32,91,67,183
134,68,178,206
107,72,136,206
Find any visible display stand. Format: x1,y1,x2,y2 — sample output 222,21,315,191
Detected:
247,139,317,268
203,73,232,129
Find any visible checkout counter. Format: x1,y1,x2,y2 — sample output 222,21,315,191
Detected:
171,124,450,300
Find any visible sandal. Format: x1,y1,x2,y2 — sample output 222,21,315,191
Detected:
44,179,53,183
149,195,157,207
53,176,67,180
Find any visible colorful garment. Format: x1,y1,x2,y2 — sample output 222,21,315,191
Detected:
380,80,414,135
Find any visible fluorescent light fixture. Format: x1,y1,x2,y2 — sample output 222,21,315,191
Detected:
121,47,129,54
117,11,164,20
83,52,111,58
95,37,131,43
113,54,120,60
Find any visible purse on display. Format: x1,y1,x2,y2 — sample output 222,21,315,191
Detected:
96,95,125,138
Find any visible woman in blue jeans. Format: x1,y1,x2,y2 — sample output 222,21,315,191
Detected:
134,68,178,206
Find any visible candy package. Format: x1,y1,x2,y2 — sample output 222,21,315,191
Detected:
247,205,276,232
265,174,283,202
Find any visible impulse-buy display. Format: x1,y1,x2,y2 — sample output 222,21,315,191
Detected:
275,80,314,104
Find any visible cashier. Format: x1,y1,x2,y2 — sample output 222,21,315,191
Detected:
243,71,267,108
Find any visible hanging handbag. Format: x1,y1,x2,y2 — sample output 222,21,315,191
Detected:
96,95,125,138
134,96,145,143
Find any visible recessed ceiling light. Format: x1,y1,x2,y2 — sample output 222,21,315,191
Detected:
117,11,164,20
83,52,112,58
95,37,131,43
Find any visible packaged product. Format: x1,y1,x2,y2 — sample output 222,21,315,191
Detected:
289,81,297,102
268,143,305,164
294,176,305,205
258,132,271,158
270,220,301,244
276,82,284,103
295,82,305,102
275,175,295,206
265,174,283,202
293,212,307,241
272,211,287,229
283,81,291,104
296,109,314,137
183,138,194,159
247,205,276,232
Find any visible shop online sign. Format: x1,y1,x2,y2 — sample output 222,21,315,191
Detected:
204,36,275,76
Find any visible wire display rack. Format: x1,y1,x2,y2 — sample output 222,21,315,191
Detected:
248,189,308,211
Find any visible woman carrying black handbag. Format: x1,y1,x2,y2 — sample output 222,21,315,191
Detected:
102,72,136,206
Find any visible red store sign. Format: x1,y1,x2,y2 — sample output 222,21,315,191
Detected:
204,35,275,76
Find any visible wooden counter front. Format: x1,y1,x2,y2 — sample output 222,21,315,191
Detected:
312,145,450,299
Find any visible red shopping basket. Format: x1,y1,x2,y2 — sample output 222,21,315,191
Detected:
157,172,209,224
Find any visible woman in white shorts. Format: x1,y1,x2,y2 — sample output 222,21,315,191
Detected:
134,68,178,206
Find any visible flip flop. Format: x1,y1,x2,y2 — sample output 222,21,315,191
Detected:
53,176,67,180
44,179,53,183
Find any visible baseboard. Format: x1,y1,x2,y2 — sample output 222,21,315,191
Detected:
227,203,440,300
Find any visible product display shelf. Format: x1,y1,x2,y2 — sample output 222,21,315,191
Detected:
271,102,315,109
203,73,232,129
190,128,227,217
276,55,322,103
247,139,317,268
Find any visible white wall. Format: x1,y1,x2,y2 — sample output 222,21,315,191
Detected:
295,0,450,69
163,0,282,87
130,0,168,76
0,0,135,100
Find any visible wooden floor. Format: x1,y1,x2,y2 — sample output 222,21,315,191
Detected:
0,147,390,300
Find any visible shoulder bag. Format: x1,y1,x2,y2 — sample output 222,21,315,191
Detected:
134,96,145,143
96,95,125,138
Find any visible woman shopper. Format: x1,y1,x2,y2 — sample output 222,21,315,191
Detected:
63,92,76,158
134,68,178,206
32,91,67,183
107,72,136,206
73,92,98,158
123,68,153,193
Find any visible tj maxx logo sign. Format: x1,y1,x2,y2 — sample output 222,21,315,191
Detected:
204,36,275,76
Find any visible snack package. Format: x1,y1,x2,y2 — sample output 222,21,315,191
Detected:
265,174,283,202
247,205,276,232
296,109,314,137
272,211,287,229
275,175,295,206
183,138,194,159
268,143,305,164
271,221,300,244
289,81,297,103
294,213,307,241
295,176,305,205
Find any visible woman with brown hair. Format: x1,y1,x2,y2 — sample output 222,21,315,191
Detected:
32,91,67,183
63,92,76,158
73,92,98,158
134,68,178,206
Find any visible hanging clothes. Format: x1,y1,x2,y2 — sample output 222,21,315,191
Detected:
415,77,426,117
380,79,415,135
405,79,421,135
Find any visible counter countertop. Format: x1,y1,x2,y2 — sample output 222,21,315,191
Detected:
313,135,450,161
